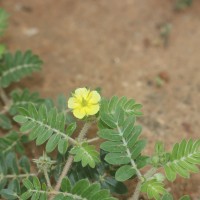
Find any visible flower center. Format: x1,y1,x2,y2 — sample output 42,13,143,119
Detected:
81,98,88,107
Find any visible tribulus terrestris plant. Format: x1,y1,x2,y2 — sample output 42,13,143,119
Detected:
0,8,199,200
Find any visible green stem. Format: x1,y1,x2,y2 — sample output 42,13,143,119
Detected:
44,170,52,188
0,173,35,180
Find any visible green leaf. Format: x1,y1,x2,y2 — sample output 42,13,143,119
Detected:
33,176,41,190
105,153,130,165
0,189,18,200
66,122,77,136
131,140,147,160
0,131,25,154
100,113,116,129
70,143,100,168
0,114,12,130
72,179,89,195
161,193,173,200
0,50,42,88
98,129,121,141
58,139,68,154
23,178,34,190
13,115,28,123
14,104,74,154
46,134,61,153
163,139,200,182
0,153,33,199
9,89,44,115
100,141,126,153
20,191,33,200
141,179,167,200
115,165,136,181
21,178,116,200
179,195,190,200
81,183,101,198
61,177,71,192
164,165,176,182
58,159,127,195
36,129,53,145
19,156,31,173
99,97,145,173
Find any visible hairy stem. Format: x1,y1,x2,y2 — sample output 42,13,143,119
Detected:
129,167,157,200
50,122,92,199
144,167,157,179
44,170,52,188
88,137,99,143
131,182,142,200
77,122,92,141
0,173,35,180
54,155,74,192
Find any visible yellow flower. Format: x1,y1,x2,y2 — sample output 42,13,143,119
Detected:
68,88,101,119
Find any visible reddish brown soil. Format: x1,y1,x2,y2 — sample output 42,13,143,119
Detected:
1,0,200,199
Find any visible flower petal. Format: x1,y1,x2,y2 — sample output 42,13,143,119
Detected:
86,104,100,115
73,108,86,119
68,97,79,109
74,88,89,99
88,91,101,104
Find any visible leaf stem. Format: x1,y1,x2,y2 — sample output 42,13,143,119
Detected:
50,122,92,199
0,173,35,180
44,170,52,188
129,167,157,200
117,125,143,180
88,137,100,143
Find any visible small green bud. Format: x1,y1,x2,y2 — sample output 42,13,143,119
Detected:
153,173,165,182
33,152,56,173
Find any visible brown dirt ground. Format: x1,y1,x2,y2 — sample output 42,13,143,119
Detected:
0,0,200,199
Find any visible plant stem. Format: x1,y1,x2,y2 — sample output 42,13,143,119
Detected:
77,122,92,141
131,182,142,200
0,87,9,105
129,167,157,200
50,122,92,200
44,170,52,188
144,167,157,179
0,107,8,114
0,173,35,179
88,137,99,143
54,155,74,192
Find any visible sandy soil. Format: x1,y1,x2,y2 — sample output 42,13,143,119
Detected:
1,0,200,199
